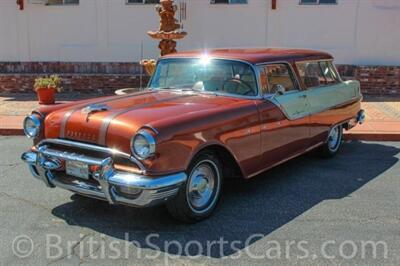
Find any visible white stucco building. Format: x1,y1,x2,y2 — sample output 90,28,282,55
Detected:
1,0,400,65
0,0,399,95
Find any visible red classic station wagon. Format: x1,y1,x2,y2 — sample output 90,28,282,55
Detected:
22,48,365,222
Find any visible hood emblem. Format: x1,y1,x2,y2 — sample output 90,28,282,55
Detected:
81,104,109,120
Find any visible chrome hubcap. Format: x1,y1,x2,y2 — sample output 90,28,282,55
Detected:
187,161,218,212
328,126,341,151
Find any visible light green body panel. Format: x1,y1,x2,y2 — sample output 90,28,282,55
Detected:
305,80,360,115
272,80,361,120
272,90,310,120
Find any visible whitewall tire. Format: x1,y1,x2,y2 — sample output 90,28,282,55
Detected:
166,152,223,223
318,124,343,158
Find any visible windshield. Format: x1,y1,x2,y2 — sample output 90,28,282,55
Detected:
149,58,258,96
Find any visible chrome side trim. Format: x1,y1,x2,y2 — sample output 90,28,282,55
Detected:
291,58,334,64
264,94,302,120
265,94,362,121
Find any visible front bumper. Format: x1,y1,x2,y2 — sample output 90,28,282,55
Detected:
21,144,186,207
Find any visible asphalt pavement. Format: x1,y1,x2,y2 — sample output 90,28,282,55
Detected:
0,136,399,265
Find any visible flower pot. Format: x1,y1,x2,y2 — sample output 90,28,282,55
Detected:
36,87,55,104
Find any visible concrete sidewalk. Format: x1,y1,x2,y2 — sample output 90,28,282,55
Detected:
0,93,98,136
1,93,399,140
0,115,25,135
345,99,400,141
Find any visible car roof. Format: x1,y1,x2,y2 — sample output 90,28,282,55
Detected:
161,48,333,64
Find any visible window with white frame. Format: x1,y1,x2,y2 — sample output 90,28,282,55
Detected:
127,0,160,4
46,0,79,5
211,0,248,4
296,61,340,88
300,0,337,5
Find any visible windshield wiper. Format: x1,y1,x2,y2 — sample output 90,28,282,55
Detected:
154,86,194,91
154,86,178,90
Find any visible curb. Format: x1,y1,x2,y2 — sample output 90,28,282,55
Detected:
0,115,25,136
344,132,400,142
0,128,24,136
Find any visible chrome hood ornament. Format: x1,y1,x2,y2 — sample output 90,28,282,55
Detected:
81,104,109,120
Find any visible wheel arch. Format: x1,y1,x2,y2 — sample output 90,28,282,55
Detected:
186,143,244,179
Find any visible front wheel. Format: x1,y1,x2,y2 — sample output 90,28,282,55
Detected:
317,124,343,158
166,153,223,223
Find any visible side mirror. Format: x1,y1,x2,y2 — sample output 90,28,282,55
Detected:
268,84,286,100
272,84,286,95
263,84,287,100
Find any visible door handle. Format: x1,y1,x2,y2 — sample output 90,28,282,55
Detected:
298,95,307,98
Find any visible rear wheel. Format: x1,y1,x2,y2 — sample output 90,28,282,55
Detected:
166,152,223,223
317,124,343,158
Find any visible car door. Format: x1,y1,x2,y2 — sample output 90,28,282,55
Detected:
296,60,359,145
257,63,311,169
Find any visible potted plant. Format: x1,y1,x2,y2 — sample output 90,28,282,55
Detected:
34,75,62,104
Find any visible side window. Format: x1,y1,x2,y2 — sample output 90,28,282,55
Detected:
296,61,340,89
257,66,269,95
47,0,79,5
211,0,248,4
296,61,325,88
320,61,340,85
260,64,297,94
300,0,337,4
127,0,159,4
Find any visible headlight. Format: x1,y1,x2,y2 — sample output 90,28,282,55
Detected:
23,115,42,138
131,130,156,160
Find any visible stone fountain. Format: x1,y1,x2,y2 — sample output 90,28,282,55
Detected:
141,0,187,76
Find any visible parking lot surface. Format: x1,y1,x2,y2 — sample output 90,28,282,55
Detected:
1,136,399,265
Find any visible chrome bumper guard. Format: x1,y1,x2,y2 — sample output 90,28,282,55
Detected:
357,109,366,124
21,145,187,207
347,109,366,130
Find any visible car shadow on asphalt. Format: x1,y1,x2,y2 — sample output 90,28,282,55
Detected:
51,141,399,258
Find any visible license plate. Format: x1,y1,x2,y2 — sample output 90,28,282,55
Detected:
66,160,89,180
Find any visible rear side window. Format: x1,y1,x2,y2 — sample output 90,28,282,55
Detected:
320,61,340,85
258,64,297,94
296,61,340,89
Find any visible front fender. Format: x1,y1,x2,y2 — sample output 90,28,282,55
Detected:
145,101,261,177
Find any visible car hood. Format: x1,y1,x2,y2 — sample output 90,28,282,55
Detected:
45,90,248,154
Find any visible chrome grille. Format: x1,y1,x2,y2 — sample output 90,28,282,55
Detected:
37,139,145,173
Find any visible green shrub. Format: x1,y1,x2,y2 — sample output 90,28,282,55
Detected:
34,75,62,92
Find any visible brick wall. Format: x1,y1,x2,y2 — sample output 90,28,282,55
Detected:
0,62,149,95
0,62,399,96
0,74,149,94
337,65,400,96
